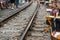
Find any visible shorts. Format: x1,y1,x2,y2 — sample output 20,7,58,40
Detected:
10,0,15,3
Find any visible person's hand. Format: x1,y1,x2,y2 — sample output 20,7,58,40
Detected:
53,4,56,8
1,1,3,3
57,3,60,9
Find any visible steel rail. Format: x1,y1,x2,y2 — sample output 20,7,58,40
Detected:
20,3,39,40
0,2,32,25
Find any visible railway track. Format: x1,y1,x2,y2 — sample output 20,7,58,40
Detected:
0,2,38,40
24,6,51,40
0,2,32,25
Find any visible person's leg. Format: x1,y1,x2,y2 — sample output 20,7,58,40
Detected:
1,1,6,9
10,0,15,9
0,3,1,10
11,3,15,9
1,3,4,9
15,0,19,8
6,1,9,8
3,2,6,9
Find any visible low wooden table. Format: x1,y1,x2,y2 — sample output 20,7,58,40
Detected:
46,14,60,40
46,14,60,19
51,31,60,40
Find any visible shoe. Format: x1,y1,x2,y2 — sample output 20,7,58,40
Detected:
11,7,14,10
16,6,18,8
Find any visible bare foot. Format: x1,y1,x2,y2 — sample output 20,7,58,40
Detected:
51,30,56,35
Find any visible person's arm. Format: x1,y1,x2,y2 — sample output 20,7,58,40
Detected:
57,3,60,15
57,3,60,9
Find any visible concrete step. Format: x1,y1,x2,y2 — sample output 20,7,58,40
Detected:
31,32,44,37
33,24,48,28
32,27,44,31
26,36,44,40
35,17,46,19
33,22,45,25
33,19,46,22
33,25,45,28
